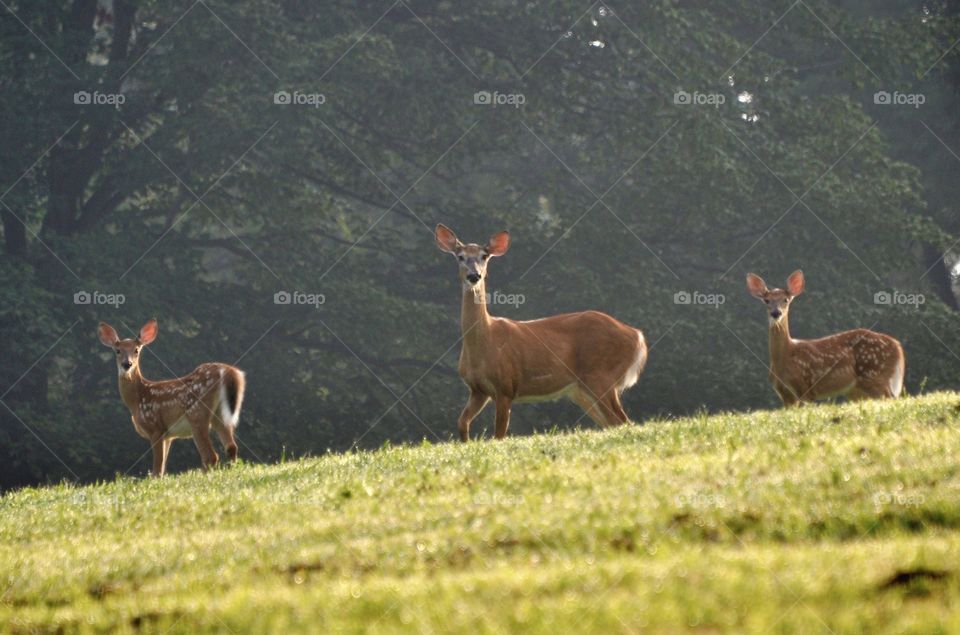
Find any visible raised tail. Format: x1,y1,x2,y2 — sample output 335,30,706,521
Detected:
889,346,905,398
219,367,246,427
618,330,648,392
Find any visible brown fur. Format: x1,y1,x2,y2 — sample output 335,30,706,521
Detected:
437,224,647,440
98,319,245,476
747,271,905,406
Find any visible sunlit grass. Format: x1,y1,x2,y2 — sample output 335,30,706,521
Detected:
2,393,960,633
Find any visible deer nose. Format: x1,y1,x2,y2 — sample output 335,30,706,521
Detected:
121,361,132,370
770,309,782,319
466,273,481,284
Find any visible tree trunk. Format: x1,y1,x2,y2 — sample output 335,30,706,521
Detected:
923,243,960,311
1,208,27,256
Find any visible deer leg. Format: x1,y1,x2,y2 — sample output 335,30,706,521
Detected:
592,391,626,427
577,379,627,428
212,417,239,462
775,384,802,408
850,381,892,400
189,413,219,470
494,395,512,439
605,391,629,426
572,389,609,429
458,391,490,442
150,436,166,477
160,438,173,475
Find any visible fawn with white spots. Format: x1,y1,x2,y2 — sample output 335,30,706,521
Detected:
746,270,905,406
98,319,246,476
436,224,647,440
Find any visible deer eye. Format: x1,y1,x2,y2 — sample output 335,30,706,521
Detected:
134,348,140,354
481,254,489,260
457,255,465,261
115,350,121,355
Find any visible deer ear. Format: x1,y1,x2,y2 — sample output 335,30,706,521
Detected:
435,224,461,253
786,270,805,296
746,273,768,298
138,319,158,345
98,322,119,347
487,231,510,257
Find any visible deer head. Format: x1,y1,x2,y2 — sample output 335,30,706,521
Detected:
98,319,158,378
746,270,805,325
435,224,510,289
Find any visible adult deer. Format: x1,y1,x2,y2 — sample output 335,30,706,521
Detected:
746,270,904,406
98,319,246,476
436,224,647,440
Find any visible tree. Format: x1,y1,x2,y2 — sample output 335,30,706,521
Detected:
0,0,957,486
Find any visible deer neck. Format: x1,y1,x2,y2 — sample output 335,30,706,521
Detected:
768,314,794,370
461,278,492,347
118,367,145,412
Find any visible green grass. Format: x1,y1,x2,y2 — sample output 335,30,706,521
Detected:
3,393,960,634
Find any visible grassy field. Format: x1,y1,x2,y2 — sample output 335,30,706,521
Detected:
2,393,960,633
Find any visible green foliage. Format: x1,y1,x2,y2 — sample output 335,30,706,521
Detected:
2,394,960,632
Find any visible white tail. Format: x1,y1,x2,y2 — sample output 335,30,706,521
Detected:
746,270,905,406
436,224,648,440
98,319,246,476
218,368,245,428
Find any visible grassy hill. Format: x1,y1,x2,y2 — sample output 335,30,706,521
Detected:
2,393,960,634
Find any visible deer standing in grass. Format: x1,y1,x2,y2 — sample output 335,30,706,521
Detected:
746,270,904,406
436,224,648,440
98,319,245,476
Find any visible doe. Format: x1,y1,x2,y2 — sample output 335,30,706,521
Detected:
436,224,648,440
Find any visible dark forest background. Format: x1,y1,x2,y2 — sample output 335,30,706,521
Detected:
2,0,959,487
